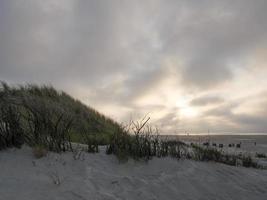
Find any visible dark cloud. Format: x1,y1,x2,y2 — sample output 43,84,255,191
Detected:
1,0,267,88
202,98,267,133
153,110,180,133
86,66,171,107
190,96,224,106
157,0,267,88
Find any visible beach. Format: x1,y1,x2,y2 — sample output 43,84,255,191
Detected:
0,146,267,200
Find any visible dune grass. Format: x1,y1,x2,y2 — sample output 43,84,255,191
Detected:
255,153,267,158
0,81,264,169
106,117,189,162
0,81,121,152
190,144,260,168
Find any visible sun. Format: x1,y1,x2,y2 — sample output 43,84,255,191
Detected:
176,98,199,118
180,107,198,118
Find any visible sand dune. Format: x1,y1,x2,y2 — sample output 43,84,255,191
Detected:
0,146,267,200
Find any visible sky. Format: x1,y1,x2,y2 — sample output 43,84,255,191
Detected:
1,0,267,134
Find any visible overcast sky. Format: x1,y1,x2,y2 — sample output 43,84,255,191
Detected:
1,0,267,134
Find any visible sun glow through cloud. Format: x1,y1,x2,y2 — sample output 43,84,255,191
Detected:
176,98,199,118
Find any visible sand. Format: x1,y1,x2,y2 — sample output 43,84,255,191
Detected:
0,146,267,200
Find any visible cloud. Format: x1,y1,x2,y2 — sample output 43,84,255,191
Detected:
190,96,224,106
200,94,267,133
1,0,267,133
156,0,267,88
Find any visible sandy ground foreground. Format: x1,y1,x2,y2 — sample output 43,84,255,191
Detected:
0,146,267,200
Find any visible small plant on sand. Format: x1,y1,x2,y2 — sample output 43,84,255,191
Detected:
191,144,222,162
256,153,266,158
241,155,258,168
190,144,260,168
81,130,99,153
49,171,61,185
32,145,48,159
106,126,132,162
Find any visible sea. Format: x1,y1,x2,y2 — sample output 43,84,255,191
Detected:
164,134,267,154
